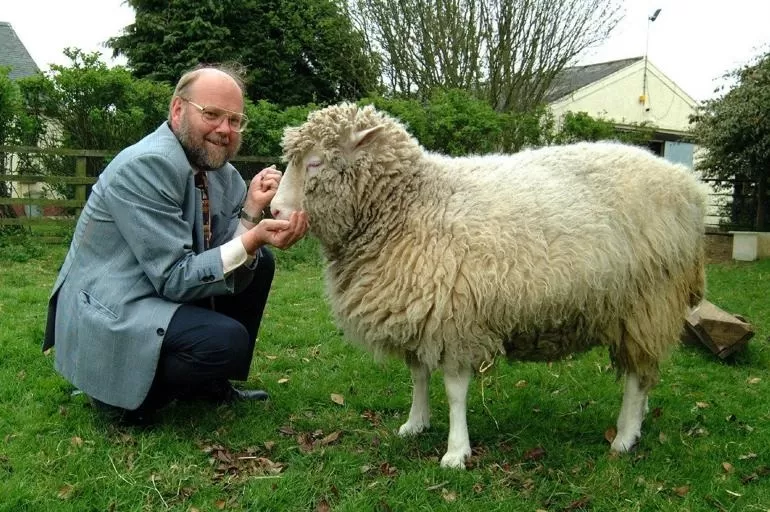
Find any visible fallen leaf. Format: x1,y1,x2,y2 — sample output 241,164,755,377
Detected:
658,431,667,444
515,380,527,388
265,355,277,360
297,433,314,453
330,393,345,405
673,486,690,497
696,401,710,409
523,446,546,461
441,489,457,502
747,377,761,385
741,473,759,484
278,425,296,436
379,462,398,476
725,490,742,497
564,496,590,510
57,484,74,500
315,499,331,512
214,499,226,510
277,378,289,384
604,427,617,444
264,441,275,451
361,410,381,426
70,436,83,448
739,453,758,460
317,431,343,446
722,462,734,473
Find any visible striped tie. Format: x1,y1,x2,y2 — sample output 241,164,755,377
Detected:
195,172,211,249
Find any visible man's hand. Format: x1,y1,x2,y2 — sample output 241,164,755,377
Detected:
242,165,282,219
240,210,309,255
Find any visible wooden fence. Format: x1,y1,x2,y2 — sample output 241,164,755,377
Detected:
0,145,276,242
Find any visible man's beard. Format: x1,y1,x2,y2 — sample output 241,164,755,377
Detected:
176,113,241,170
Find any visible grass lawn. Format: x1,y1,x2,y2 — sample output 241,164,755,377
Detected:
1,236,769,511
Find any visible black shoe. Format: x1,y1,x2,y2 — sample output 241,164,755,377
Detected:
228,386,270,401
90,397,156,427
180,380,269,403
211,380,269,402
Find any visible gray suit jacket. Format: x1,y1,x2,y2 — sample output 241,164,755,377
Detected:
43,122,256,409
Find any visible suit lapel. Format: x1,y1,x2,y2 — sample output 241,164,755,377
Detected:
190,172,205,252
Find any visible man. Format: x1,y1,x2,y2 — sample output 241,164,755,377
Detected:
43,64,308,425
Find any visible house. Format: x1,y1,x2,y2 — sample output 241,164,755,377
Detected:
0,21,42,217
545,57,724,226
0,21,39,79
546,56,698,166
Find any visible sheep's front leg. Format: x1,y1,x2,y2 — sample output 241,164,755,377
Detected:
611,372,649,452
440,367,472,469
398,358,431,436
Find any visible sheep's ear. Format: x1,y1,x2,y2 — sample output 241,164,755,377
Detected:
349,125,384,150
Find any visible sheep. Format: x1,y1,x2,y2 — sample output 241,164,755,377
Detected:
271,103,707,469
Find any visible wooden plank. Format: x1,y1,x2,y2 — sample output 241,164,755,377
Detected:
0,217,76,226
0,175,97,185
0,198,85,207
0,145,114,158
38,236,69,244
0,145,277,162
74,157,87,217
230,155,276,163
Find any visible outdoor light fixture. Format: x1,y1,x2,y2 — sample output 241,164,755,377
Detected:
641,8,662,109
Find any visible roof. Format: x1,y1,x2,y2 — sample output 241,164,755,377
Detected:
545,56,643,103
0,21,40,80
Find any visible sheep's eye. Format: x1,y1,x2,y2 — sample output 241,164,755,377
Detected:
306,159,323,176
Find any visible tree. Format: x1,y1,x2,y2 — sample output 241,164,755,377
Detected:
692,51,770,231
0,67,26,226
348,0,622,112
107,0,380,107
19,49,171,153
15,49,171,204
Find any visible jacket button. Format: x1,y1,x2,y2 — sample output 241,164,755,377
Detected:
156,328,165,336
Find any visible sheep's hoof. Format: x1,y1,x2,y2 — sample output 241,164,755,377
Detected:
610,433,640,453
440,449,470,469
398,420,429,437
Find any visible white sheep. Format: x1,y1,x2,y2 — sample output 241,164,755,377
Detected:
271,103,707,469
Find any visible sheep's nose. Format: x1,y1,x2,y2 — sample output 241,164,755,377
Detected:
270,208,281,219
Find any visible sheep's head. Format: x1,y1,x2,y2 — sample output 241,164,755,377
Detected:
272,103,418,254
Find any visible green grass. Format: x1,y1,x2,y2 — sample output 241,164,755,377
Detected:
1,238,769,511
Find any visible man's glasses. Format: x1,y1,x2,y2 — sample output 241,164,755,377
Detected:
177,96,249,133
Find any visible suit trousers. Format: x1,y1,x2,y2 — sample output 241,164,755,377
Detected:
140,247,275,411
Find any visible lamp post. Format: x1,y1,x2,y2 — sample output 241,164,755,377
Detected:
641,8,662,110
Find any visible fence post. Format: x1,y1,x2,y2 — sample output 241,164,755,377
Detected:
75,156,87,218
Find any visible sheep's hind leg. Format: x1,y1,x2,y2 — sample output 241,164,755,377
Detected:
440,367,472,469
611,372,649,452
398,357,431,436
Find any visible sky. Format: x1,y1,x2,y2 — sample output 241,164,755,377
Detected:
3,0,770,102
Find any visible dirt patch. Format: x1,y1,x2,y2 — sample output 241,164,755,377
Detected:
705,233,733,264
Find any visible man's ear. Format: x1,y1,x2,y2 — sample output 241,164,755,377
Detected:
169,96,185,127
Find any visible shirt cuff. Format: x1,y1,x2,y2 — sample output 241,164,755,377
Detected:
221,236,256,274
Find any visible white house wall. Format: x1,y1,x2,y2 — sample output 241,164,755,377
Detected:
549,60,697,133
